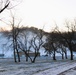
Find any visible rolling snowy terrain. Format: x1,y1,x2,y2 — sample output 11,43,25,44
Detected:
0,57,76,75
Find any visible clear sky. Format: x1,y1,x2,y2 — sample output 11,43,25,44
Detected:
0,0,76,32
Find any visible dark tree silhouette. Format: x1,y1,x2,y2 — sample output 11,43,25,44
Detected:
56,20,76,60
0,0,10,13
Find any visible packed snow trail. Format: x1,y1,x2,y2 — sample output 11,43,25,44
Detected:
58,66,76,75
33,61,76,75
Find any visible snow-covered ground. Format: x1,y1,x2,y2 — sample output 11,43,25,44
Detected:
0,32,76,75
0,56,76,75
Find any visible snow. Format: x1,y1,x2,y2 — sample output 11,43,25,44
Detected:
0,31,47,58
0,33,13,58
0,57,76,75
33,60,76,75
0,32,76,75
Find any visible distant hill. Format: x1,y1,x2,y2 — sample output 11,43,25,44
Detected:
0,27,49,58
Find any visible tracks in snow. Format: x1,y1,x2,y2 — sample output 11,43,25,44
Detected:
33,61,76,75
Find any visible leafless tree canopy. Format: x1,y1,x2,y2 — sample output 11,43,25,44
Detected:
0,0,9,13
0,0,21,13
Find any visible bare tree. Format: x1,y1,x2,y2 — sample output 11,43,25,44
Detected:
17,30,32,62
2,13,22,62
0,0,10,13
56,19,76,60
28,29,44,63
44,31,60,60
57,43,67,59
0,0,21,13
43,29,68,60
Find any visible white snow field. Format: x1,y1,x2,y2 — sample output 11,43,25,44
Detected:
0,56,76,75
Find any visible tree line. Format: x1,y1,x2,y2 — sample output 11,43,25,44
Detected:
2,19,76,63
3,25,46,63
43,20,76,61
0,0,76,63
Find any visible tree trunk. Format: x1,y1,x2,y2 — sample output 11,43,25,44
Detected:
62,54,64,59
70,50,73,60
13,38,17,62
26,55,28,62
32,53,38,63
15,38,20,62
62,51,64,59
65,51,68,59
16,49,20,62
14,49,17,62
24,51,33,62
53,50,56,60
52,43,56,60
32,59,35,63
69,46,73,60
